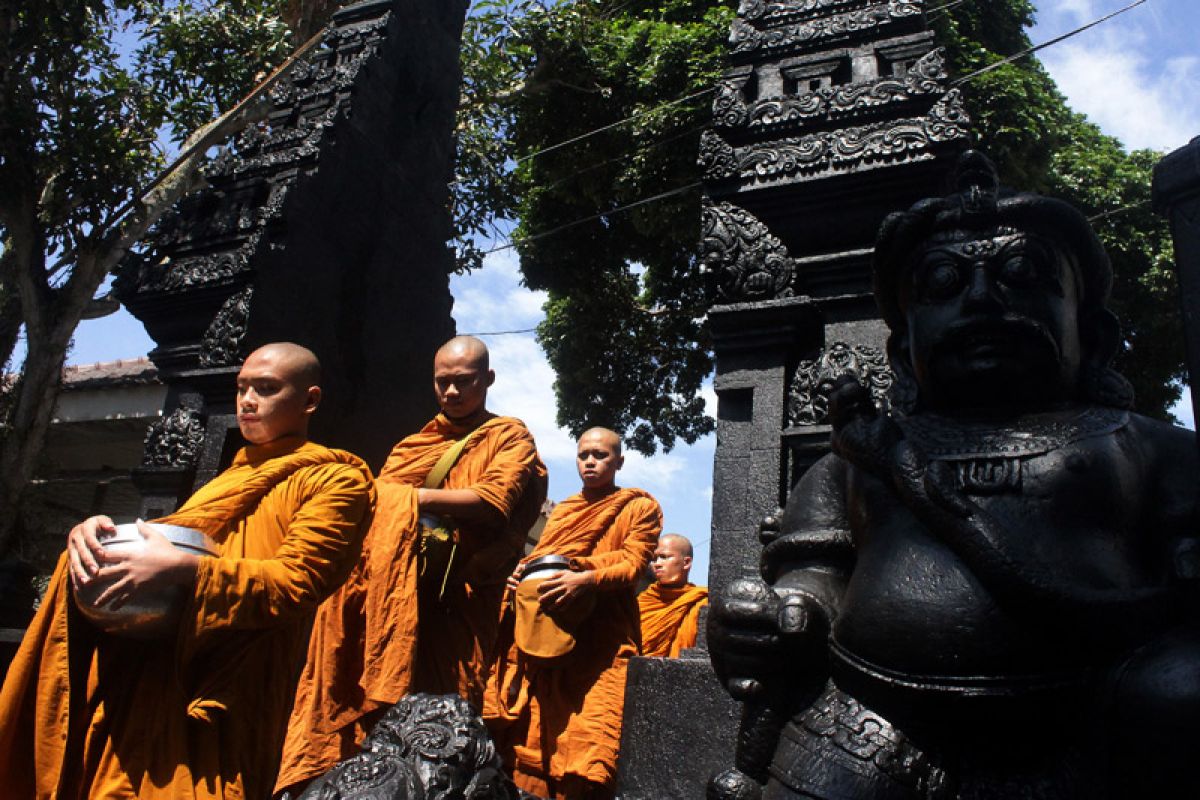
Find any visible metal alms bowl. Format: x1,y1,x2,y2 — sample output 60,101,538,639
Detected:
71,523,218,640
520,554,571,583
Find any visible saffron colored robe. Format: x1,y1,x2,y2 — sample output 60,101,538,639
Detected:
484,487,662,799
276,413,546,793
638,582,708,658
0,437,375,800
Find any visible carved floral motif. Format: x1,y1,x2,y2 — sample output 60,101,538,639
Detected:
141,407,206,468
199,285,255,367
701,200,796,301
298,693,529,800
699,130,739,181
739,0,919,25
731,1,921,56
787,343,893,426
728,89,968,182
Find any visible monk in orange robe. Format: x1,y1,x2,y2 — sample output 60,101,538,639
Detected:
639,533,708,658
485,427,661,799
0,342,376,799
277,335,547,793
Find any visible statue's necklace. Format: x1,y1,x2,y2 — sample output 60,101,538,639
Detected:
895,407,1129,493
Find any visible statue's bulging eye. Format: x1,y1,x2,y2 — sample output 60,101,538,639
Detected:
1000,255,1037,286
919,260,962,299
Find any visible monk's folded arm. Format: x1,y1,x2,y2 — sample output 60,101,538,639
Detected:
418,487,503,527
573,497,662,590
192,465,373,631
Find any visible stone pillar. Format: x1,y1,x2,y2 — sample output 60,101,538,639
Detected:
1153,135,1200,433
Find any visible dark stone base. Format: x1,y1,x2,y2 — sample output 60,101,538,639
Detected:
617,650,739,799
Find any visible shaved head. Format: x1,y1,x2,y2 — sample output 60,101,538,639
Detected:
580,426,622,457
433,336,494,422
436,335,489,371
660,533,693,559
236,343,322,444
247,342,322,388
651,533,694,586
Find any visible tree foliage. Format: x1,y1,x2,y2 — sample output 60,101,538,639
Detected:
0,1,296,556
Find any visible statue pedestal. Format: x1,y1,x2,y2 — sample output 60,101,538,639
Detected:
617,616,739,799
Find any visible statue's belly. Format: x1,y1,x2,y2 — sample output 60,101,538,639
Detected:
833,531,1084,681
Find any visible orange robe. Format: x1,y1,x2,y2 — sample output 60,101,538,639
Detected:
485,486,662,799
277,413,546,792
0,437,375,800
638,582,708,658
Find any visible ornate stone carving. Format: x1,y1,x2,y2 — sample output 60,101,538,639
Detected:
699,129,739,181
745,49,946,131
199,285,255,367
740,0,917,26
787,342,892,426
731,1,922,57
729,89,968,182
141,407,206,468
702,200,796,301
713,78,751,128
296,693,532,800
118,8,393,299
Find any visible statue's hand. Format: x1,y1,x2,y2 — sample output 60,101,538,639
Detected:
829,376,904,478
708,577,827,701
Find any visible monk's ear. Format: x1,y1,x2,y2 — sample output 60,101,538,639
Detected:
616,453,625,471
304,386,322,416
485,369,496,388
682,554,692,571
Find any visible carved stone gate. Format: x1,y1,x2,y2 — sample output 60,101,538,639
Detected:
116,0,464,515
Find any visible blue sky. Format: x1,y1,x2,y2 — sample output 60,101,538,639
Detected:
58,0,1200,584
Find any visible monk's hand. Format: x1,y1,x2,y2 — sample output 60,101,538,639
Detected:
91,520,200,609
506,561,527,593
537,568,595,612
67,515,115,591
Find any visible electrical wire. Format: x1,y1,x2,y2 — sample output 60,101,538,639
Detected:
950,0,1148,88
514,86,715,165
475,181,702,257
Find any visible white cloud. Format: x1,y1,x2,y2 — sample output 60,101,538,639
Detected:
1040,35,1200,152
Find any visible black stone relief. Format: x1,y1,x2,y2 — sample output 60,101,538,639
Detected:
730,89,969,183
199,286,255,367
141,407,206,469
294,693,536,800
702,200,796,302
730,1,922,58
787,342,892,427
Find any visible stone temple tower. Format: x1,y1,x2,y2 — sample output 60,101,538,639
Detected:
619,2,968,796
116,0,464,516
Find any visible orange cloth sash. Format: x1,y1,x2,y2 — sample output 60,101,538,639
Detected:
638,582,709,658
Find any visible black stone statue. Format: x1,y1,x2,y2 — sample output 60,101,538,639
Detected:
708,152,1200,800
292,693,536,800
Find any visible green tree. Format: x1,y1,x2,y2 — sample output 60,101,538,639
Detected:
0,0,296,556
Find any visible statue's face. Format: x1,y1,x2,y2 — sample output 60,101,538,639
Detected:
901,228,1082,411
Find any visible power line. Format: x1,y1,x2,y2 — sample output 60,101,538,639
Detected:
1088,199,1151,223
477,181,702,257
460,327,538,336
950,0,1148,88
515,86,715,165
